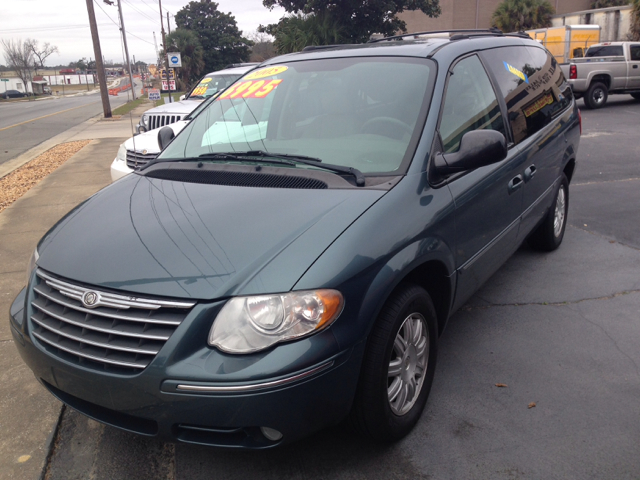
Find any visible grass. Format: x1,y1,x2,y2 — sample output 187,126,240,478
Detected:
112,97,151,116
154,91,184,107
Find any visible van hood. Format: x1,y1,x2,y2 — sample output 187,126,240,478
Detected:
143,99,201,116
37,174,385,300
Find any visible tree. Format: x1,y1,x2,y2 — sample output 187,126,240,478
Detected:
491,0,554,32
247,31,277,62
261,0,441,48
631,0,640,41
1,39,35,91
25,39,58,75
174,0,252,73
162,29,205,90
590,0,626,8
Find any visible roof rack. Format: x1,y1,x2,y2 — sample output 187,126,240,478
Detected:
368,28,531,43
301,44,345,52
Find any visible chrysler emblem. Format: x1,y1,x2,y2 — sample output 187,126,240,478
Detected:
82,291,99,308
142,149,148,155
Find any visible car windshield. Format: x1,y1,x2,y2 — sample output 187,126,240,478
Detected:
160,57,434,175
187,73,242,99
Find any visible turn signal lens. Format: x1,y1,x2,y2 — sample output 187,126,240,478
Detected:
209,290,344,354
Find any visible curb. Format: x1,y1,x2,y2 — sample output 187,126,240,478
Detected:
38,404,66,480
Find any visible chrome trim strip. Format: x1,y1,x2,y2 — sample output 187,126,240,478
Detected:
37,270,195,310
176,361,335,393
32,331,149,368
31,316,161,355
31,302,171,340
33,287,183,326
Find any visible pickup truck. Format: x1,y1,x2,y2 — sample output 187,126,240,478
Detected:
560,42,640,109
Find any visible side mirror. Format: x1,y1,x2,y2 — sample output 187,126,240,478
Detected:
434,130,507,175
157,126,175,151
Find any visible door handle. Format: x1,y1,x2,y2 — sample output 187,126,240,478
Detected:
524,165,537,182
633,65,638,69
508,174,523,195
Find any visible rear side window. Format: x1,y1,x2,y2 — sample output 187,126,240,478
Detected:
585,45,624,57
630,45,640,61
482,46,572,145
439,55,505,153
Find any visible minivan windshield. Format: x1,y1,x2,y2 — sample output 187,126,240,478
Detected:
160,57,434,175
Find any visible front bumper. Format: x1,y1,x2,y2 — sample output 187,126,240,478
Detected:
110,157,133,182
10,288,363,448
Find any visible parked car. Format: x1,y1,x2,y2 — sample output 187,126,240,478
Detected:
560,41,640,108
43,86,52,95
110,96,218,181
0,89,27,99
12,30,580,449
137,64,258,133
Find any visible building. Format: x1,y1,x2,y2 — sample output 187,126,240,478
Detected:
398,0,592,31
552,4,634,41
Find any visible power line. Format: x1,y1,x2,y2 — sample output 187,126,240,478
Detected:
0,24,113,34
121,0,161,27
94,0,155,46
93,0,120,28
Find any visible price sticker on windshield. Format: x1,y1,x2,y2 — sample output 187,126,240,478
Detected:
191,78,212,97
218,79,283,99
244,66,288,80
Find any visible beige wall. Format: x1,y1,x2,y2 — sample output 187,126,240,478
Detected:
398,0,593,31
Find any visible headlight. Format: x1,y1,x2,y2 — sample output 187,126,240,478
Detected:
141,115,149,126
26,248,38,286
209,290,344,354
116,143,127,162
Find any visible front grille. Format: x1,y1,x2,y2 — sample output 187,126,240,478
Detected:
126,150,158,170
30,270,195,374
148,114,182,131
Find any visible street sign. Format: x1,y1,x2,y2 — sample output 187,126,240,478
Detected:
0,79,8,82
148,88,160,100
160,69,175,80
168,53,182,68
161,80,168,91
169,80,176,91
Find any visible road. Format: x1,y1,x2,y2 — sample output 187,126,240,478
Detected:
43,95,640,479
0,85,136,166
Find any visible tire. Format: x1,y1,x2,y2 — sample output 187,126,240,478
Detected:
350,283,438,442
527,174,569,251
631,93,640,101
584,82,608,109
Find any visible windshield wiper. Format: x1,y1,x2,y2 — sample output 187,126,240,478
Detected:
144,151,366,187
236,150,366,187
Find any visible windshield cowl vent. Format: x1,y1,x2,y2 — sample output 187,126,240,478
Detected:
144,168,329,189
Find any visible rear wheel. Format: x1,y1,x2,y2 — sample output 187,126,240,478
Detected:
350,283,438,442
527,174,569,251
584,82,608,109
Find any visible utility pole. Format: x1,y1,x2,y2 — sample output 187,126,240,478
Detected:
167,12,171,34
85,0,111,118
153,32,159,65
117,0,136,99
158,0,172,102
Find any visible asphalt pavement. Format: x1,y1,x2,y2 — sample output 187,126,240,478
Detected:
0,85,137,166
9,95,640,479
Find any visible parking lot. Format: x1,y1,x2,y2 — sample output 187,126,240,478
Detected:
29,95,639,479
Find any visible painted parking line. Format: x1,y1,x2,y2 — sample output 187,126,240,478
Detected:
0,101,101,132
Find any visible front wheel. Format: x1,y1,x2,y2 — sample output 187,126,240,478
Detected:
584,82,608,109
527,174,569,251
350,283,438,442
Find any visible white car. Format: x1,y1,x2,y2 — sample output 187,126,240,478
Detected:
111,120,189,182
137,64,257,133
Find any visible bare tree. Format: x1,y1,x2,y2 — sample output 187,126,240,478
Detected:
247,30,276,62
25,39,59,74
1,39,34,91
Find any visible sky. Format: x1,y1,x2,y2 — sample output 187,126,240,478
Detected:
1,0,286,67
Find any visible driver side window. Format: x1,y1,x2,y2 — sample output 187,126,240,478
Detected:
440,55,505,153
